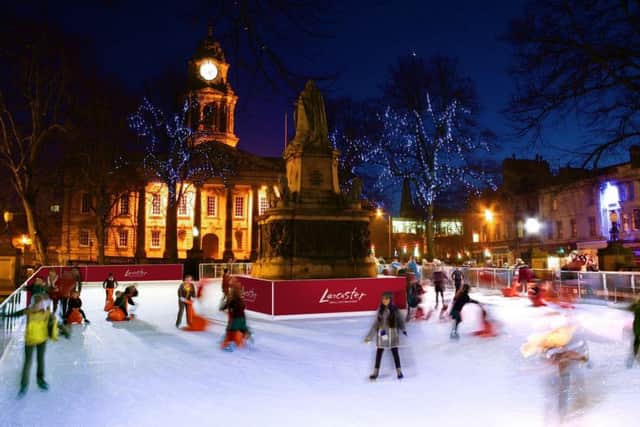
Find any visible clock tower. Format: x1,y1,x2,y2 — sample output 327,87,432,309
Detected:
188,26,239,148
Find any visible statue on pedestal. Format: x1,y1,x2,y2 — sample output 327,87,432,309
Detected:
292,80,329,148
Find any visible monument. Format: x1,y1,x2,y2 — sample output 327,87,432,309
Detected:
251,81,376,279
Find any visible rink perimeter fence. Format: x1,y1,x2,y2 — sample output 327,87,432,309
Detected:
424,266,640,304
198,262,252,279
0,264,183,360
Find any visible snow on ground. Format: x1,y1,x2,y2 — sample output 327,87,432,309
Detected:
0,282,638,427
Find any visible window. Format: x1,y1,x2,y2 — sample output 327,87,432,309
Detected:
472,232,480,243
494,224,501,241
79,230,90,247
623,213,630,232
151,194,161,215
552,198,558,211
118,230,129,248
119,194,130,215
556,221,563,239
481,224,488,242
50,204,60,213
151,230,161,248
588,216,597,236
259,195,269,216
207,196,217,217
634,209,640,230
178,194,188,216
81,193,91,214
234,196,245,218
547,221,554,240
627,182,635,201
570,218,577,238
517,221,524,238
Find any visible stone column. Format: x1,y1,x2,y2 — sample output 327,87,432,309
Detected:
188,186,203,259
222,185,235,261
250,185,260,260
193,186,202,251
135,186,146,261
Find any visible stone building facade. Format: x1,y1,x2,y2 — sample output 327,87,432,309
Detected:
59,28,283,263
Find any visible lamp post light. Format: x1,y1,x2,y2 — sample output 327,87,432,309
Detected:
375,208,392,259
524,218,541,235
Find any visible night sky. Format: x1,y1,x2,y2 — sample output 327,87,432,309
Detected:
10,0,584,165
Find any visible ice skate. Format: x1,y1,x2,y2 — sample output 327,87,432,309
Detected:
369,369,379,380
37,380,49,391
396,368,404,379
17,386,27,398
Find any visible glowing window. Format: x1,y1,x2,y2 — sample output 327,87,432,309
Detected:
207,196,217,217
151,230,161,248
178,195,188,216
118,230,129,248
119,194,130,215
151,194,161,215
234,196,245,218
259,196,269,215
79,230,90,247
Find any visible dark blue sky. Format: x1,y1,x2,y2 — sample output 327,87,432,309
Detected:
14,0,586,165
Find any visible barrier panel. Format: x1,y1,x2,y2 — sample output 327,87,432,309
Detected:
236,275,406,317
199,263,252,280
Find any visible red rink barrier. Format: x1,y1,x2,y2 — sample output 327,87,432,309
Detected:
237,276,406,317
28,264,183,286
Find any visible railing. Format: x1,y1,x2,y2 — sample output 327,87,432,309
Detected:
0,266,45,360
199,262,252,279
454,267,638,304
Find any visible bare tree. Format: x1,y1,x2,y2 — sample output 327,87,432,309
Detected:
0,21,76,264
505,0,640,166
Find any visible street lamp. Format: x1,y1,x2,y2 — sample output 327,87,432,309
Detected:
484,209,494,223
375,207,392,259
524,218,541,235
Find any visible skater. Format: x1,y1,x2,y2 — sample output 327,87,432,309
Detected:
220,281,251,350
71,266,83,294
176,275,197,328
364,291,406,380
25,276,48,306
451,267,464,293
407,256,421,282
628,297,640,367
1,295,60,396
518,261,533,295
102,273,118,310
432,268,446,308
221,268,231,298
108,286,137,321
449,284,481,339
64,290,90,324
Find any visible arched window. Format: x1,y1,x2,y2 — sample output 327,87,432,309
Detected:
189,101,200,128
202,103,216,128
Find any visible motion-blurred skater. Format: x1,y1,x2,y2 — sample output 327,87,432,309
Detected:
220,281,251,350
365,291,406,380
449,284,481,340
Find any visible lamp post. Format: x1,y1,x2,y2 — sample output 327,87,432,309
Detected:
609,210,620,242
376,208,393,259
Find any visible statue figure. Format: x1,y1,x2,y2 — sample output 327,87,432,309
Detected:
293,80,329,147
266,185,277,209
278,174,291,206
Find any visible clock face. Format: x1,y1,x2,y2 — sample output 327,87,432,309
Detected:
199,60,218,81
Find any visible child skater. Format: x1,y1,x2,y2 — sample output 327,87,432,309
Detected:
102,273,118,310
449,284,481,340
0,294,65,396
627,297,640,368
64,290,90,324
219,281,251,351
176,275,197,328
364,291,407,380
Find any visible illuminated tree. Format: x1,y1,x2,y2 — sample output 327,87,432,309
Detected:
372,96,494,260
130,98,236,261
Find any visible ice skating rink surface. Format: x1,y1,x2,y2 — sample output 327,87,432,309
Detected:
0,281,638,427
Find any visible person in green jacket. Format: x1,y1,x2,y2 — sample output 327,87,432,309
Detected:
2,294,61,396
628,298,640,368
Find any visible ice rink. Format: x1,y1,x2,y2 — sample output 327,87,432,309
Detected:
0,281,638,427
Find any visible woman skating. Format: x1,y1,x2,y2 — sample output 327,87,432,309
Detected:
449,284,481,340
364,291,406,380
220,281,251,351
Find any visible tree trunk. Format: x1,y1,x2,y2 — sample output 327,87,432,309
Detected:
96,218,106,264
164,180,179,262
19,196,47,265
425,203,435,261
